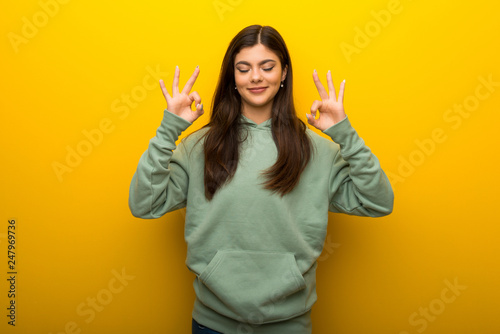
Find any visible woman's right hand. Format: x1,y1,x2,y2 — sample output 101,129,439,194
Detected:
159,66,204,124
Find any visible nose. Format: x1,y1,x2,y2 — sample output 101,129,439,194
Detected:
250,68,263,82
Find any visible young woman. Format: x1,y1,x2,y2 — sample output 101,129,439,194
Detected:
129,25,394,334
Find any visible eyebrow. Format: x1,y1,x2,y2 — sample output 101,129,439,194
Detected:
235,59,277,66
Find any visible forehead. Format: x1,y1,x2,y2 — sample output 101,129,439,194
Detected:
234,43,280,64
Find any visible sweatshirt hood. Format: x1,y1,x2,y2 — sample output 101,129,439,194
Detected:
239,114,272,130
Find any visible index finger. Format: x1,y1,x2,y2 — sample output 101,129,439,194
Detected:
181,66,200,95
159,79,171,103
313,70,329,101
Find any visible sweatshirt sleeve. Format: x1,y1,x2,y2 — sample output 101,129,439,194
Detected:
322,116,394,217
128,109,193,219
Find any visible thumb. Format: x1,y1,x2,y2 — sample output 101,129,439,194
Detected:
308,100,322,126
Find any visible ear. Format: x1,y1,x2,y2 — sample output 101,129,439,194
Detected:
281,64,288,82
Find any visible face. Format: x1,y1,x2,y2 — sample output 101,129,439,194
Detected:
234,43,287,113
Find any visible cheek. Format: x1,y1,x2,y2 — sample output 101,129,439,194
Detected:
268,72,282,84
235,74,247,87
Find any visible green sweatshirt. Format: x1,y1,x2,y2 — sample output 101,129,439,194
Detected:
129,109,394,333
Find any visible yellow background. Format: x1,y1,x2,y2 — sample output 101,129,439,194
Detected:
1,0,499,333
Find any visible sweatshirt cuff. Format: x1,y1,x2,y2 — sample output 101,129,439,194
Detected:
156,109,192,143
322,116,365,157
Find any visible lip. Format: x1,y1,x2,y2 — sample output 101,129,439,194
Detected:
247,87,268,93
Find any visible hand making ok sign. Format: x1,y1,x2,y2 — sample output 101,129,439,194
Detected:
159,66,204,124
306,70,346,131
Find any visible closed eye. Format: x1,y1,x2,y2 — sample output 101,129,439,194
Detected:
236,66,275,73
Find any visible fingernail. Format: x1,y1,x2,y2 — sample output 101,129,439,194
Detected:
196,65,199,68
313,69,316,73
328,70,331,73
176,65,179,69
201,103,204,110
343,79,346,83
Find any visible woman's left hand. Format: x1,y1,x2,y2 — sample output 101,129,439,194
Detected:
306,70,346,131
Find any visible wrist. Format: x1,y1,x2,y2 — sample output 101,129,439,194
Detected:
333,113,347,124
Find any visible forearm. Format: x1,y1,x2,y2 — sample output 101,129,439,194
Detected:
324,116,394,217
128,110,192,218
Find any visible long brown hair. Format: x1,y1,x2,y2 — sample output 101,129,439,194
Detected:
190,25,313,201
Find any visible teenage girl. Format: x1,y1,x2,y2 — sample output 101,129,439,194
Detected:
129,25,394,334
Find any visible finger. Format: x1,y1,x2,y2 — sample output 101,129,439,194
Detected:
306,111,316,125
310,100,323,114
181,66,200,95
338,79,346,104
159,79,171,103
195,102,204,116
189,91,202,107
313,70,329,101
172,66,180,95
327,70,337,101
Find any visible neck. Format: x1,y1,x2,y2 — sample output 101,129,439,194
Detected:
241,102,272,125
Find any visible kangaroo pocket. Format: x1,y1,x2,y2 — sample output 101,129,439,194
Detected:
197,249,307,324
